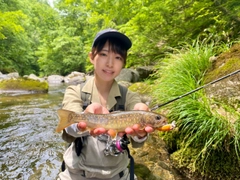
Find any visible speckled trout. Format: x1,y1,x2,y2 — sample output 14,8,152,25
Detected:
56,109,172,133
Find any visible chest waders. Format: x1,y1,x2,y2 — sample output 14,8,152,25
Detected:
61,83,135,180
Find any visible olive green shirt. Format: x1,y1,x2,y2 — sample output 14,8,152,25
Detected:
62,77,141,112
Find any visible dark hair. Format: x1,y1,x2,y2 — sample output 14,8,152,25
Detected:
91,37,128,65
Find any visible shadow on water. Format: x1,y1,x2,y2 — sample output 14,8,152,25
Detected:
0,84,68,180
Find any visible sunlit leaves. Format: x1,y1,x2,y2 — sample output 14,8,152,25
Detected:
0,0,240,75
0,11,26,39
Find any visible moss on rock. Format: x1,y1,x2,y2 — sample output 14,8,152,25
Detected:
0,78,48,93
171,145,240,180
205,44,240,83
134,163,152,180
128,82,153,94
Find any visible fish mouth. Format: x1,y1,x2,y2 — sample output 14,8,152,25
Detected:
162,119,168,126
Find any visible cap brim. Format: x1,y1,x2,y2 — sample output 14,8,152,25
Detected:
93,31,132,50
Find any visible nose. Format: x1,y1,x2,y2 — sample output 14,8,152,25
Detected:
106,54,114,67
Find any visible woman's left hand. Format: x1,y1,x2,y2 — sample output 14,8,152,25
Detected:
119,103,154,138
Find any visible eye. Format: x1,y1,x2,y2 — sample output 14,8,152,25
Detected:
100,52,107,56
116,56,123,61
155,115,161,120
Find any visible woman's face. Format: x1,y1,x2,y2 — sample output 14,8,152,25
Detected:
89,40,124,82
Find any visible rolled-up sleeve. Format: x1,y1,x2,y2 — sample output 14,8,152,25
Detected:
62,85,83,112
125,91,142,111
125,90,149,147
60,85,85,142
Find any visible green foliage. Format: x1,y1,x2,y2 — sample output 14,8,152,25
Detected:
152,41,240,178
1,0,240,75
37,26,86,76
0,9,31,74
153,40,213,104
0,0,58,75
0,11,25,39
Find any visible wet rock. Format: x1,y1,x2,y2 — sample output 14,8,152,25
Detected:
47,75,64,84
0,72,19,81
0,78,48,93
0,73,8,80
25,74,45,82
64,71,86,84
118,81,132,88
115,68,139,82
7,72,19,79
136,66,155,81
131,133,187,180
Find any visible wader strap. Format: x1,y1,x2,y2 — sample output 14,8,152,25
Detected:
114,84,127,111
80,82,91,110
75,137,85,156
126,146,134,180
61,160,65,172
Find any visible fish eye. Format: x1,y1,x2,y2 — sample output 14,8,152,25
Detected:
155,115,161,120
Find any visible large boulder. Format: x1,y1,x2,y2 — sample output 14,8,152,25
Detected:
0,72,19,81
47,75,64,84
0,73,8,80
24,74,46,82
7,72,20,79
136,66,155,81
115,68,139,83
132,133,186,180
63,71,86,85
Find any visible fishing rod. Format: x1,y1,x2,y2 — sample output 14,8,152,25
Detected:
151,69,240,111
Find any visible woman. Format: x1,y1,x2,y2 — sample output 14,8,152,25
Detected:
58,28,155,180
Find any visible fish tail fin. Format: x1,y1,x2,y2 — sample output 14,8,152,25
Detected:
55,109,73,133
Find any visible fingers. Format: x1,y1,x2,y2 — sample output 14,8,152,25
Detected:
91,127,106,136
77,122,87,131
79,103,109,136
144,126,154,133
125,127,135,135
124,124,155,138
133,103,150,111
84,103,109,114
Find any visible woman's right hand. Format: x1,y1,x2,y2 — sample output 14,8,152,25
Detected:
77,103,109,136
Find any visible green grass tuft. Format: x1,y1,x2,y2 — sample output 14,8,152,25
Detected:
152,41,240,179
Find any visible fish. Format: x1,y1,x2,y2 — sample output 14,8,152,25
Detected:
56,109,174,134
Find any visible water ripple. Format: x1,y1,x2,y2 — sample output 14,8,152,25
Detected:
0,85,66,179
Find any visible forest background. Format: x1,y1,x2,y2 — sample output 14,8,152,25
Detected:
1,0,239,76
1,0,240,179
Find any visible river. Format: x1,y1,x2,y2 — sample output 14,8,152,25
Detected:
0,84,189,180
0,85,67,180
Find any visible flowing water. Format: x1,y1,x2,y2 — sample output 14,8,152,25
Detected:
0,85,67,180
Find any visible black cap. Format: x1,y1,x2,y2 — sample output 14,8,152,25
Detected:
92,28,132,50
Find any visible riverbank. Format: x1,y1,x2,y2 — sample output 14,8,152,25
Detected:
153,43,240,180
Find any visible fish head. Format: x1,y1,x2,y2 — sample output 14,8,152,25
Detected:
143,111,168,129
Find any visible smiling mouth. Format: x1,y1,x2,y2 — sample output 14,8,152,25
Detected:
103,69,114,74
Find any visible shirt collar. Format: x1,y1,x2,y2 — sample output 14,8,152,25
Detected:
81,77,122,110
